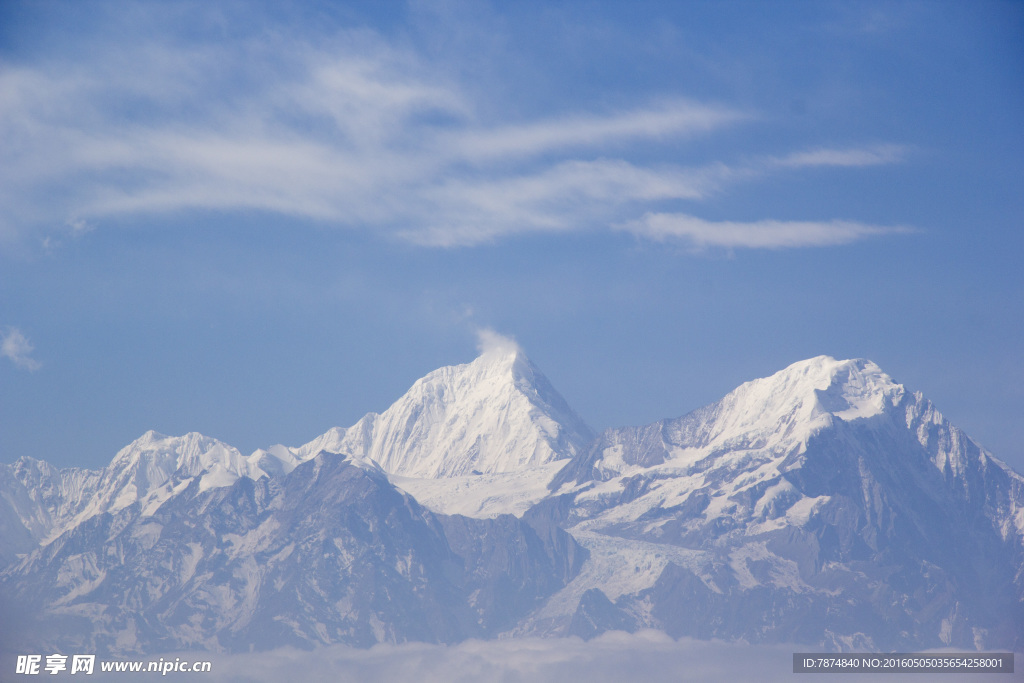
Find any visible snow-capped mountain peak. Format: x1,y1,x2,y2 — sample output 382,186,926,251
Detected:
105,430,259,493
700,355,903,448
554,356,911,489
295,340,594,478
3,351,1023,655
0,430,269,548
48,431,260,541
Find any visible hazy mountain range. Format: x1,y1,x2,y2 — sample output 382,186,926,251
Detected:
2,342,1022,655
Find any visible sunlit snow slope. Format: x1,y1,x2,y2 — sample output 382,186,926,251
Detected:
523,356,1024,650
292,343,595,478
2,352,1022,655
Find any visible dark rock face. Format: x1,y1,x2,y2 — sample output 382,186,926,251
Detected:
545,390,1024,651
438,513,585,636
3,356,1023,655
0,453,585,655
568,589,635,640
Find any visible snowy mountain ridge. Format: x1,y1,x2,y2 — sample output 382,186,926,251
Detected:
1,432,259,545
2,347,1022,654
554,355,901,485
0,341,594,542
291,343,594,477
518,355,1024,649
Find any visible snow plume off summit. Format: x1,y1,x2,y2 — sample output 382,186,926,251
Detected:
1,350,1022,656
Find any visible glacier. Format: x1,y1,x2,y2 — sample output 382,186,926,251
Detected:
1,350,1022,656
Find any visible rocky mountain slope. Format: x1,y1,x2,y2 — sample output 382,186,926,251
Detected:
2,452,585,655
1,351,1021,655
525,356,1024,650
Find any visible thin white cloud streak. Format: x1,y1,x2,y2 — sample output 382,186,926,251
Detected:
283,50,474,147
0,19,907,250
404,159,732,246
1,328,42,371
771,144,907,168
450,101,747,161
623,212,910,250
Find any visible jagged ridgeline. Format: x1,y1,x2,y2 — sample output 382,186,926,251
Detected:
2,345,1022,655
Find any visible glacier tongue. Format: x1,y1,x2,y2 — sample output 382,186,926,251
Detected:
521,355,1024,650
3,351,1023,654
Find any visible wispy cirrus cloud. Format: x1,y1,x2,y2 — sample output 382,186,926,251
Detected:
1,328,41,371
622,212,912,250
402,159,734,246
770,144,907,168
448,101,747,161
0,7,909,252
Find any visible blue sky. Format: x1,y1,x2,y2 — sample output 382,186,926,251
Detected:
1,0,1022,473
